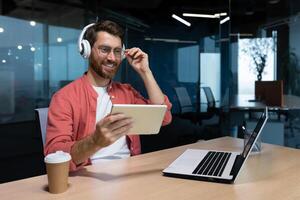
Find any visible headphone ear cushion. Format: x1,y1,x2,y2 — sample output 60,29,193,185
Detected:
121,44,126,60
81,39,91,59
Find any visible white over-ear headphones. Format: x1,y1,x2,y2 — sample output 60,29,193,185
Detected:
78,23,126,60
78,23,95,59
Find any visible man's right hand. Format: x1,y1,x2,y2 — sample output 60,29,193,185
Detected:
92,113,133,148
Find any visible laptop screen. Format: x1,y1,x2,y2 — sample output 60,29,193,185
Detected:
241,109,268,158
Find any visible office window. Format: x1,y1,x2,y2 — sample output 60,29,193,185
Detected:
200,53,221,111
0,16,44,122
48,25,87,95
177,45,199,83
0,16,86,123
238,37,276,94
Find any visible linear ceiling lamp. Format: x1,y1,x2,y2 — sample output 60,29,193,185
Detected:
171,14,191,27
183,13,216,18
215,12,227,17
183,12,227,19
144,37,197,44
220,16,230,24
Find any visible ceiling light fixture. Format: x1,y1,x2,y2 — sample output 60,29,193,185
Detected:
30,20,36,26
218,13,227,16
220,16,230,24
183,12,227,19
214,13,228,18
57,37,63,43
183,13,216,18
0,27,4,33
145,37,197,44
172,14,191,27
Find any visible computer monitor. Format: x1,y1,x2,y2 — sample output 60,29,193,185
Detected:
255,80,283,107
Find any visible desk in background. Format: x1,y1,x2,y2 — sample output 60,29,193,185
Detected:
1,137,300,200
225,94,300,145
230,94,300,111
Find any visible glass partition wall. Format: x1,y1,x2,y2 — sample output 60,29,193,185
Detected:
230,0,300,148
231,0,300,97
0,16,87,123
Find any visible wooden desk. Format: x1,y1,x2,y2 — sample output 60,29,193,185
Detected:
1,137,300,200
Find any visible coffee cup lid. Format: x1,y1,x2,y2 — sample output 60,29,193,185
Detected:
44,151,71,164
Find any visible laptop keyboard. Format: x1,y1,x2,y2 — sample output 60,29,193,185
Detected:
192,151,231,177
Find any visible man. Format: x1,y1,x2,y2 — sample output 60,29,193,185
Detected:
44,20,172,171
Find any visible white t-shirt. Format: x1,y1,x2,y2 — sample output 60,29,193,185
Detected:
90,86,130,164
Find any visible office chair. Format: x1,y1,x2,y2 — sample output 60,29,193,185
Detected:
174,86,218,124
174,86,198,124
174,87,194,112
201,86,218,117
35,108,48,146
174,86,221,140
200,86,222,139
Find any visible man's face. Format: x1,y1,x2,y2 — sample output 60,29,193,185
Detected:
89,31,123,79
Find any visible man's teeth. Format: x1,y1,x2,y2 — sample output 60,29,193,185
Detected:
105,64,114,68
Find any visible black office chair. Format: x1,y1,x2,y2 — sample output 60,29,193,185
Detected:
174,86,218,124
200,86,222,139
174,86,198,124
174,87,194,112
174,86,221,140
201,86,219,117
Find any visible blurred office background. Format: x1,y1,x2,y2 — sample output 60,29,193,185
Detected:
1,0,300,183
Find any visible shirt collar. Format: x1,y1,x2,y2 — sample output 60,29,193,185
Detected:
82,72,114,94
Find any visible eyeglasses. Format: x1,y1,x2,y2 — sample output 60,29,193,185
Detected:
97,45,124,59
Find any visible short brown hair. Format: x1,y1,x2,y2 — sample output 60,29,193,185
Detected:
84,20,124,48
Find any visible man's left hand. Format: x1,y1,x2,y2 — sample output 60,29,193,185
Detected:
125,47,151,75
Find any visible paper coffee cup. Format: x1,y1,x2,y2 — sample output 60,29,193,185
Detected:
44,151,71,194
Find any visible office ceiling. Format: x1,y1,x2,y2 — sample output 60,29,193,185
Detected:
1,0,296,34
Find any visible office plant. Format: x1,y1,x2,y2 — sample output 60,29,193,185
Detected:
241,38,274,81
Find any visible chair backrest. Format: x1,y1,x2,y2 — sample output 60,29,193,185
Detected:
202,87,216,110
35,108,48,146
174,87,194,113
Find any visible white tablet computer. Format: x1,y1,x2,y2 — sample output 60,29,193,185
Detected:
110,104,167,135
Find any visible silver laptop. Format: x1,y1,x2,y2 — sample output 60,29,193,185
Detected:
163,107,268,184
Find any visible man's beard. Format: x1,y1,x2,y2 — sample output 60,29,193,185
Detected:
90,59,119,79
